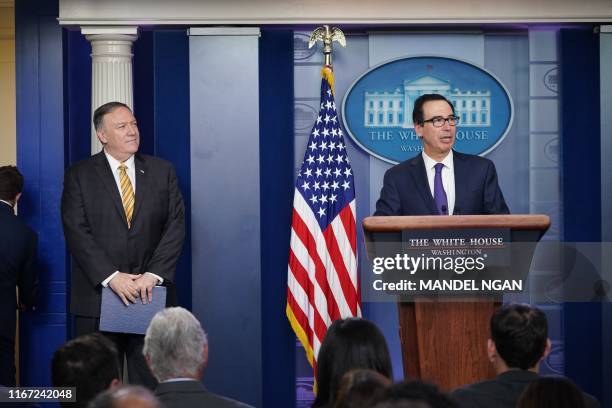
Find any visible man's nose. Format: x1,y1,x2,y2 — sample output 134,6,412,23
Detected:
127,124,137,134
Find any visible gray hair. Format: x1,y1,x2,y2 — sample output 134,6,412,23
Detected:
88,386,160,408
143,307,208,381
93,101,131,131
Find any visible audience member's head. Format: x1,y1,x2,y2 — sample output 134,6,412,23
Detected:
143,307,208,382
489,303,550,372
333,369,392,408
88,385,161,408
373,381,458,408
313,318,393,408
0,165,24,206
517,376,586,408
51,333,121,408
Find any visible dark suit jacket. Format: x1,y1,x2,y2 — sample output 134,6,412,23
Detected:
61,151,185,317
155,380,254,408
374,151,509,216
0,201,38,340
452,370,600,408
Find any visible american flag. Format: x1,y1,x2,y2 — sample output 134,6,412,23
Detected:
286,67,361,372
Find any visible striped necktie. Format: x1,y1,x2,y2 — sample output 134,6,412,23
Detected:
118,164,135,228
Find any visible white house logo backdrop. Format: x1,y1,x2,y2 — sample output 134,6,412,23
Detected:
342,56,514,164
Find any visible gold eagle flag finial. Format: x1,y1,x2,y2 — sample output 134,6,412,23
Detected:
308,25,346,68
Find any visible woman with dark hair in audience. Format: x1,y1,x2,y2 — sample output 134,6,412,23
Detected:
312,318,393,408
374,380,458,408
517,376,587,408
333,369,391,408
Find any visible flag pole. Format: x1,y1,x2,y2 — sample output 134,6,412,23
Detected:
308,25,346,70
288,25,360,398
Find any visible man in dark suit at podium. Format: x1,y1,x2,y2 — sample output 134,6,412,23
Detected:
374,94,509,216
0,166,38,386
452,303,600,408
61,102,185,389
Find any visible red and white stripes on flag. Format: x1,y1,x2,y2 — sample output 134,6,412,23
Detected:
286,66,361,373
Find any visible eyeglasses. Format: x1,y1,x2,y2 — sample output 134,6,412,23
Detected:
422,115,460,127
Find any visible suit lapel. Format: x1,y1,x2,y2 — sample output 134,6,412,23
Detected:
0,201,14,216
452,150,467,214
132,154,149,224
409,155,438,215
93,151,129,227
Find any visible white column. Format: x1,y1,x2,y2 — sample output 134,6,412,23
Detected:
81,26,138,155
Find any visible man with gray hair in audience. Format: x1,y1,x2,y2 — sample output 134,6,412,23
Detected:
143,307,253,408
88,385,160,408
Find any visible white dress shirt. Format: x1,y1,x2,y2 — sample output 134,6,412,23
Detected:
101,149,163,287
104,150,136,194
422,150,456,215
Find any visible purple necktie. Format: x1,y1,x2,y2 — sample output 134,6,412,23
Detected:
434,163,448,215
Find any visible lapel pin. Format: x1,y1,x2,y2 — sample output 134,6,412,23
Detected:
140,169,145,174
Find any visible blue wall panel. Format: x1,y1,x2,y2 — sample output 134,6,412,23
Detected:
134,30,155,156
63,29,91,165
189,30,262,407
153,30,192,310
16,0,66,386
259,30,295,408
560,27,603,402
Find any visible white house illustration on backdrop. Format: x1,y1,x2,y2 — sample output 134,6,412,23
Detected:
364,75,491,128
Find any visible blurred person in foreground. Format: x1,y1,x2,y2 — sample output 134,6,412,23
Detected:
451,303,599,408
52,333,121,408
517,376,587,408
88,385,160,408
312,318,393,408
333,369,391,408
373,380,458,408
143,307,253,408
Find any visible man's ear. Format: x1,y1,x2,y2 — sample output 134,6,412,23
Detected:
96,128,108,145
414,123,423,138
202,343,209,368
109,378,121,389
541,338,552,361
487,338,497,363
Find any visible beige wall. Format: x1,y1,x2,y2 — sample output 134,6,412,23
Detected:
0,3,15,166
59,0,612,24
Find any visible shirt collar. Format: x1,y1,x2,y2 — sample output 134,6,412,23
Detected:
161,378,198,383
422,149,454,171
104,149,135,171
0,199,14,209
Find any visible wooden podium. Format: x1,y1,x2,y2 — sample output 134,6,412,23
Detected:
362,215,550,390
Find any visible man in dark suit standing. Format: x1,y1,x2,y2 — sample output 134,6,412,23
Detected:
375,93,509,216
61,102,185,389
0,166,38,386
143,307,253,408
452,303,600,408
